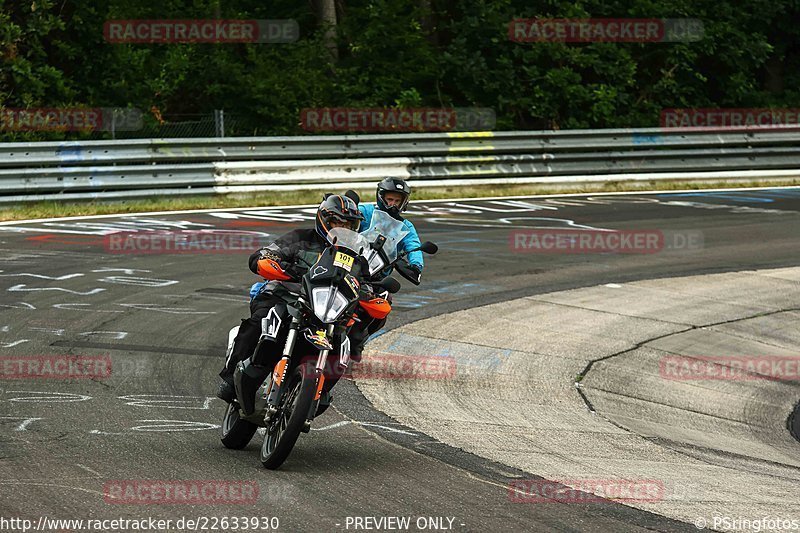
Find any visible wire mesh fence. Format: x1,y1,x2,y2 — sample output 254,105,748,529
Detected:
106,110,249,139
0,110,252,141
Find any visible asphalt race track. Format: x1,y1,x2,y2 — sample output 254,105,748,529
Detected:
1,187,800,532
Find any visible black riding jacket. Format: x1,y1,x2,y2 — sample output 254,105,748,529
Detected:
248,229,328,298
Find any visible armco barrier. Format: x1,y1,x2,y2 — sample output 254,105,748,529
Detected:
2,127,800,202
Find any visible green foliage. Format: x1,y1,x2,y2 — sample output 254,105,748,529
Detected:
0,0,798,140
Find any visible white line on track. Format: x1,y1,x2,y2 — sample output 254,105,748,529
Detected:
0,340,29,348
76,464,103,477
3,185,800,225
358,422,417,435
0,271,84,280
0,416,43,431
311,420,418,435
312,420,351,431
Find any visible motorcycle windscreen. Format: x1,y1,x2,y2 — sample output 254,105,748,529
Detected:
359,209,409,276
326,227,369,256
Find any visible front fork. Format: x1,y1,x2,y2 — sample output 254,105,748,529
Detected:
264,321,337,424
264,317,301,419
306,323,341,421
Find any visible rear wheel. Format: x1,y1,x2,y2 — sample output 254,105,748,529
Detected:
260,361,317,469
220,402,258,450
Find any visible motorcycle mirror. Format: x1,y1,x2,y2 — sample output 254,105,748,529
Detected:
344,189,361,204
376,276,401,294
419,241,438,254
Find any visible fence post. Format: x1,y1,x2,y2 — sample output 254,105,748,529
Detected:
214,109,225,138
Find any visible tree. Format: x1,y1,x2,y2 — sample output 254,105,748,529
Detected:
317,0,339,61
1,0,798,141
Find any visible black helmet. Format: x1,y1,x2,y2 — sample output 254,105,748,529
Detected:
376,177,411,219
315,193,364,240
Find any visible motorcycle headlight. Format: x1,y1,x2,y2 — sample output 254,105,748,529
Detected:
311,286,350,323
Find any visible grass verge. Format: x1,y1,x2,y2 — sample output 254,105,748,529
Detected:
2,178,800,222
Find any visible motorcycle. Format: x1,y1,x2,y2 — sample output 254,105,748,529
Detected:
220,211,437,469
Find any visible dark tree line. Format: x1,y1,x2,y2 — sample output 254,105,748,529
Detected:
1,0,798,140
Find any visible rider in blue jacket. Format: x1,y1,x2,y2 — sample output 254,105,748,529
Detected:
358,177,424,278
349,177,424,361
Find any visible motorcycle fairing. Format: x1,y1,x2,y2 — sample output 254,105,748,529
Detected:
260,305,287,342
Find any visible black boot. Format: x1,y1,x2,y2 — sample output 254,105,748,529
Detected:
216,371,236,403
234,358,271,416
217,316,261,403
350,342,364,363
348,317,370,363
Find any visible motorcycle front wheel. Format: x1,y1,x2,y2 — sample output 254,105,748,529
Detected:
260,361,317,469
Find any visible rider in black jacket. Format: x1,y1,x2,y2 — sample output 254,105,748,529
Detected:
217,192,363,403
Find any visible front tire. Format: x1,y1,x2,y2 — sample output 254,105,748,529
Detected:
260,361,317,469
221,402,258,449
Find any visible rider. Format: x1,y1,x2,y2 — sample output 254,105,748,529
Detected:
216,192,364,403
348,177,424,362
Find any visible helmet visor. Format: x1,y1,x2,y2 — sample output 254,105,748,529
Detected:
323,212,360,232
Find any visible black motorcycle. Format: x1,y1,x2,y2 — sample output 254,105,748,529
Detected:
220,217,436,469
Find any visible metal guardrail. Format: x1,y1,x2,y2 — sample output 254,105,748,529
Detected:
2,127,800,202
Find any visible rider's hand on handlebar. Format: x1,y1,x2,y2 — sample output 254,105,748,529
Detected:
258,249,281,262
408,264,422,282
358,283,376,298
358,283,391,303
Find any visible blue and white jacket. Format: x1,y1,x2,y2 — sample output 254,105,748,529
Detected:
358,203,424,271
